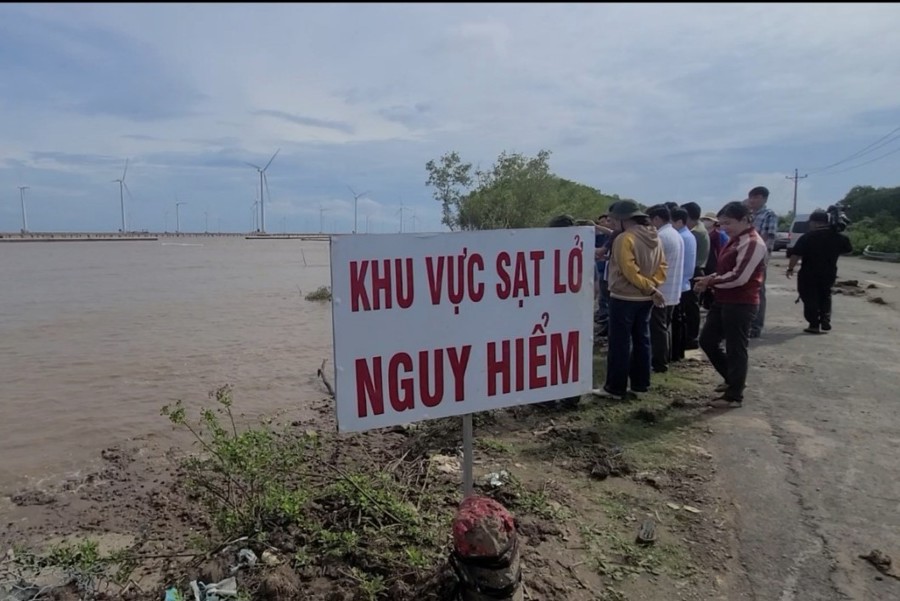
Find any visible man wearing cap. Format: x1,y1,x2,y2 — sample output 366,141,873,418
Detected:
700,212,728,308
592,201,667,400
785,210,853,334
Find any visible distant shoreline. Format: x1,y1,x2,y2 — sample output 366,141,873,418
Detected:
0,232,332,242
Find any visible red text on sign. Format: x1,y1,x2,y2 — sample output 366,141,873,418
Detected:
355,345,472,418
425,250,486,306
349,258,414,312
495,250,545,299
486,331,579,396
552,247,583,294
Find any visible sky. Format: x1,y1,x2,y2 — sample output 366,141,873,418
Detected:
2,3,900,234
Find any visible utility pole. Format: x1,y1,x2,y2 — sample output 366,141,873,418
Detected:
18,186,29,232
786,168,808,218
319,206,328,233
204,210,209,233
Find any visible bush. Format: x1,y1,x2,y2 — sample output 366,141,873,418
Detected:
161,386,454,599
847,222,900,254
304,286,332,302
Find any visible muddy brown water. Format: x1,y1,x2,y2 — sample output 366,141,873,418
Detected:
0,237,334,492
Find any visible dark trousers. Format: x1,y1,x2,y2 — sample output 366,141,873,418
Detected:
650,305,675,372
798,274,833,328
605,298,654,395
751,265,768,334
680,288,701,349
699,303,758,402
596,278,610,326
670,304,686,361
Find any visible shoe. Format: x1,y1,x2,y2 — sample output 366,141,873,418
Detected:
685,341,700,351
803,325,823,335
749,330,761,339
714,383,728,393
821,322,832,332
630,386,649,394
707,397,742,409
591,387,635,401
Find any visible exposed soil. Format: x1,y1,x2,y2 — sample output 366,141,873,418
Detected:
1,358,745,601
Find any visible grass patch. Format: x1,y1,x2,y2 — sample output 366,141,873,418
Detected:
518,351,710,471
579,521,695,582
304,285,332,301
2,538,137,600
477,437,513,454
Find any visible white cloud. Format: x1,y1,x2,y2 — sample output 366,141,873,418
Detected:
2,3,900,231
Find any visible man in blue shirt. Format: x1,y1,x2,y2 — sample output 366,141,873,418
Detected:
671,207,697,359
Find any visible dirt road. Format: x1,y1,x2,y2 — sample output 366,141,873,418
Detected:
709,255,900,601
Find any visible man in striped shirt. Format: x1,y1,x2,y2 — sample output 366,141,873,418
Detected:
694,201,767,408
746,186,778,338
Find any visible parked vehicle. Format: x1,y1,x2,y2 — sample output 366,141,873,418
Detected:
774,231,790,252
787,213,811,252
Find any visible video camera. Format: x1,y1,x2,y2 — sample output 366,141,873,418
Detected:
825,202,851,232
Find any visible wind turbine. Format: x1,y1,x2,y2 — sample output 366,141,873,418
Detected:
410,210,419,233
18,186,29,232
246,149,279,233
175,199,187,233
112,159,131,232
319,205,329,234
397,201,410,233
347,186,369,234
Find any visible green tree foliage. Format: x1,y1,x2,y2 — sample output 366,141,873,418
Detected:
840,185,900,223
426,149,622,230
778,211,794,231
424,151,472,231
836,185,900,253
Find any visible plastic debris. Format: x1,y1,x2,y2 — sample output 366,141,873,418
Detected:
164,588,184,601
234,548,258,571
187,577,238,600
261,550,281,566
483,470,510,488
205,577,238,599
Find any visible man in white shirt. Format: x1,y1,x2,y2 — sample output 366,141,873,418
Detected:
647,205,685,373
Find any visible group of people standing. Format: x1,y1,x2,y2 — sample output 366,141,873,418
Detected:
583,187,777,408
552,184,853,409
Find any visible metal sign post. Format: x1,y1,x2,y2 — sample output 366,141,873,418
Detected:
462,414,474,497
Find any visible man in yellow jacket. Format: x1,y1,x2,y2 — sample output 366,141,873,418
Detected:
592,200,667,400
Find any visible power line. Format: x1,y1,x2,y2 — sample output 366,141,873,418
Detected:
816,144,900,176
807,125,900,175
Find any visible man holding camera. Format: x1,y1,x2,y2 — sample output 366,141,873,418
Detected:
785,209,853,334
